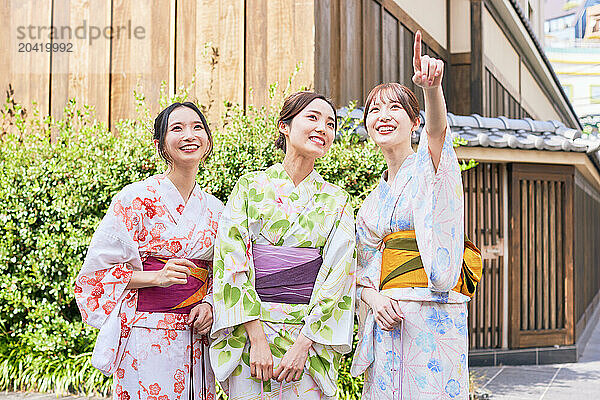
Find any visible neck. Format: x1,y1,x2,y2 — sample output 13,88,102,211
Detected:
166,164,199,203
381,141,415,183
282,151,315,186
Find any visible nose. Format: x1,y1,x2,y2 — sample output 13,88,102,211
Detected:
379,111,391,122
315,119,327,133
181,125,195,140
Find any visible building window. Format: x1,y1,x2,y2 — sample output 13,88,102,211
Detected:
591,85,600,104
562,84,574,100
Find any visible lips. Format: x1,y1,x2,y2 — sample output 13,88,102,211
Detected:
179,144,200,152
309,136,326,146
375,124,397,135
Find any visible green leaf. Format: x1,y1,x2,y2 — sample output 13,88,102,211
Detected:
224,284,241,309
218,350,231,366
232,364,243,376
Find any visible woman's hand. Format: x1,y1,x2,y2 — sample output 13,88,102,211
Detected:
274,333,312,383
411,29,448,169
412,30,444,90
362,288,403,331
188,303,213,335
154,259,194,288
244,319,274,381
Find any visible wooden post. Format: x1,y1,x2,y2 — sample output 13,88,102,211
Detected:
470,0,484,115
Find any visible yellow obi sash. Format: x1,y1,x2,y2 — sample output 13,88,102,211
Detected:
380,230,482,298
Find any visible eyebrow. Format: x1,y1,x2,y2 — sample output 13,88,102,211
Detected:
305,108,335,121
168,120,204,128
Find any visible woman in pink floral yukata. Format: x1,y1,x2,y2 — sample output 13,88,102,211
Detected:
75,102,223,400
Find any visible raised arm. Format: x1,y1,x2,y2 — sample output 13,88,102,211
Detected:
412,30,447,171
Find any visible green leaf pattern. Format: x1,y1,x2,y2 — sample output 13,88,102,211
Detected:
209,164,357,397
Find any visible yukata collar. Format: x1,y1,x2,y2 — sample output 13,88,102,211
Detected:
268,162,322,190
152,173,203,222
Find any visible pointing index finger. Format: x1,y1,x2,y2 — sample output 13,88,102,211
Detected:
413,30,422,72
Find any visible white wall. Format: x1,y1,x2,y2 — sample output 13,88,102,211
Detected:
521,63,562,120
393,0,447,48
450,0,471,53
483,7,520,94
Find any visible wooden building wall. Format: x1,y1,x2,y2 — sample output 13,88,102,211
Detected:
509,163,575,348
0,0,316,130
574,171,600,337
315,0,449,110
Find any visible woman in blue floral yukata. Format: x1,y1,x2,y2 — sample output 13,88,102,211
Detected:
350,31,480,400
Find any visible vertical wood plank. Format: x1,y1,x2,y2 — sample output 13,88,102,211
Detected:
245,0,268,107
508,165,521,348
339,0,362,105
557,181,564,328
50,0,111,124
315,0,332,98
176,0,244,124
521,179,529,331
362,0,381,98
382,10,398,84
542,181,550,330
535,180,543,329
111,0,172,126
564,172,575,344
528,180,536,330
0,0,51,115
549,181,557,329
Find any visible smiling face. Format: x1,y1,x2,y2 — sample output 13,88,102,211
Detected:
157,106,210,168
279,98,336,159
364,84,420,150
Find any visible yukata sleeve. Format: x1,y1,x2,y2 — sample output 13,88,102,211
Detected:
350,199,383,377
201,201,224,309
209,176,261,381
412,125,465,292
300,194,356,354
74,189,143,375
355,204,384,304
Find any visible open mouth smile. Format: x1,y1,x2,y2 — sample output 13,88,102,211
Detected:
179,144,201,152
309,136,326,146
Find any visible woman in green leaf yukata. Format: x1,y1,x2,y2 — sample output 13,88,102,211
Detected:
210,91,357,399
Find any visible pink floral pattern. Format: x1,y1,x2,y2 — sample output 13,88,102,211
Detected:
75,174,223,400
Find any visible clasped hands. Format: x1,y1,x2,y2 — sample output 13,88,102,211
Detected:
362,287,404,331
154,258,213,335
245,319,312,383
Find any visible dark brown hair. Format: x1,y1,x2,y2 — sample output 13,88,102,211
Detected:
153,102,213,164
275,91,337,153
363,83,420,125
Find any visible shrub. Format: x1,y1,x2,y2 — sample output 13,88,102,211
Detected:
0,80,473,398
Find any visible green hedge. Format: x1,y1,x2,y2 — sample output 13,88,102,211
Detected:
0,84,473,398
0,86,383,397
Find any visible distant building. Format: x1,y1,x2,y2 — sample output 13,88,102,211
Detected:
545,0,600,132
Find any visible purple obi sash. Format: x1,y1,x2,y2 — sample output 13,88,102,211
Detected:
137,256,209,314
252,243,322,304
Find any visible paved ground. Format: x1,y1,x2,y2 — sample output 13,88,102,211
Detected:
2,319,599,400
471,318,600,399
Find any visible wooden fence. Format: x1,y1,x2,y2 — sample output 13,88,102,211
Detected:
464,162,505,349
1,0,452,131
574,171,600,336
509,164,575,348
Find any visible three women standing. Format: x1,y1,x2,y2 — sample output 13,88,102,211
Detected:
350,32,471,399
210,92,356,399
75,103,223,400
76,32,473,400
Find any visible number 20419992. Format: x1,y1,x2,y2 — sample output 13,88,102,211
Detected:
18,42,73,52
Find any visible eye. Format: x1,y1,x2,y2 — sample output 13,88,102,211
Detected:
391,103,402,110
171,125,182,132
371,106,380,113
327,122,335,129
307,114,317,120
194,124,205,130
